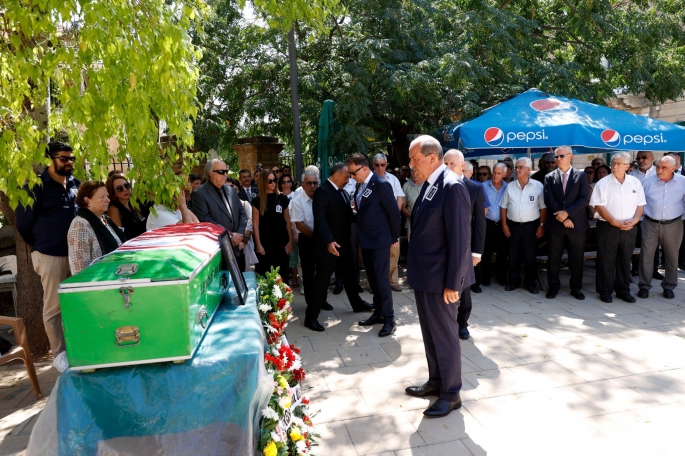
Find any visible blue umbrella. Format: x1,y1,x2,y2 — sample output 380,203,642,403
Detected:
440,89,685,157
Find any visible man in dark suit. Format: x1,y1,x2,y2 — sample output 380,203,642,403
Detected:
192,159,248,270
444,150,487,341
238,169,259,203
308,163,373,332
347,153,401,337
543,146,590,300
404,136,473,418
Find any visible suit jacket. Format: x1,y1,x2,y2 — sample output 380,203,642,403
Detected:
407,167,474,294
312,180,355,256
464,178,486,255
192,182,248,236
543,168,590,232
238,185,259,203
354,174,401,249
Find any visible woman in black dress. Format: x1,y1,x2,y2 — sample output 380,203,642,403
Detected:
106,175,150,241
252,170,293,277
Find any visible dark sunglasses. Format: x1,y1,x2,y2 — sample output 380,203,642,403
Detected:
554,154,568,160
116,183,131,192
586,170,594,174
213,169,228,175
373,163,387,168
636,155,650,160
266,178,277,184
54,156,76,163
282,180,293,184
304,181,319,187
272,169,282,173
477,172,489,176
592,162,602,166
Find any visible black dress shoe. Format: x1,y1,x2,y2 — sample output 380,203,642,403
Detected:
679,262,685,272
570,290,585,300
663,289,675,299
379,320,396,337
653,271,665,280
470,284,482,294
637,288,649,299
320,301,334,311
304,318,325,332
423,397,462,417
616,293,636,303
359,314,384,326
546,290,558,299
600,294,613,303
405,383,440,397
458,327,470,340
505,285,518,291
527,286,539,295
333,283,344,295
352,301,374,312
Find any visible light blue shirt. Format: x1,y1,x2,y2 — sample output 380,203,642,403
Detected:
483,180,508,222
641,173,685,221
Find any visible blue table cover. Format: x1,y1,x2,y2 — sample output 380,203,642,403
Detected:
28,273,272,456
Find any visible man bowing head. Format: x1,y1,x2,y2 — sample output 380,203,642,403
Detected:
405,135,474,418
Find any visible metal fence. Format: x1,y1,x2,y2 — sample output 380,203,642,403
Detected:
278,153,318,172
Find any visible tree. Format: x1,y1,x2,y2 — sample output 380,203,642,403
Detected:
0,1,206,353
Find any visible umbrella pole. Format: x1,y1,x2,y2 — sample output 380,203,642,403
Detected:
288,26,303,179
527,148,531,158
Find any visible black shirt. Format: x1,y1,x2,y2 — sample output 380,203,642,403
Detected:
110,200,150,240
251,193,290,245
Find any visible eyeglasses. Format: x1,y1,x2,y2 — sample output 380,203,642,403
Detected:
554,154,568,160
272,169,282,174
636,155,650,160
282,180,292,185
515,166,528,170
266,179,276,184
213,169,228,175
373,163,387,168
348,166,364,176
611,162,630,167
586,171,594,175
116,183,131,192
477,172,489,177
304,181,319,187
54,156,76,163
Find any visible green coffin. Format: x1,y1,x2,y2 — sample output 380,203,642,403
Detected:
60,242,226,371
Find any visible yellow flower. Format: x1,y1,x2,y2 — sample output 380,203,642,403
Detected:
277,376,288,390
290,429,304,441
263,440,277,456
279,395,292,410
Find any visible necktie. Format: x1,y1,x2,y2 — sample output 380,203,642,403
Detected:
220,188,233,222
562,172,568,193
356,182,366,208
412,181,430,218
339,188,349,205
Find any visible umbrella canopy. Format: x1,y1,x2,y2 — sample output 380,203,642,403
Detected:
441,89,685,157
317,100,341,179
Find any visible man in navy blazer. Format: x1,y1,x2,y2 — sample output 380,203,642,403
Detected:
543,146,590,300
405,136,474,418
444,150,488,341
347,154,401,337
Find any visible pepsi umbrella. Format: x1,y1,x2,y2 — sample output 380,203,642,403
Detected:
440,88,685,157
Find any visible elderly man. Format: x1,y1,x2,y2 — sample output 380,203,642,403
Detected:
629,151,661,278
637,156,685,299
444,150,487,340
476,165,491,183
192,159,248,270
238,169,258,203
290,171,320,313
501,157,546,294
463,162,474,179
405,135,472,418
372,153,405,292
543,146,590,300
532,152,558,184
590,152,646,303
482,163,510,286
666,153,685,270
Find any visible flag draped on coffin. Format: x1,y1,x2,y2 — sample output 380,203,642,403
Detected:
317,100,342,178
440,88,685,157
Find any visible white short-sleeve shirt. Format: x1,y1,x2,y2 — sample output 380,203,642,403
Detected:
377,172,405,199
289,191,314,233
500,178,545,223
146,205,182,230
589,174,646,222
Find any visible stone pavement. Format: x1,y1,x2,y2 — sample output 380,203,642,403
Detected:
3,264,685,455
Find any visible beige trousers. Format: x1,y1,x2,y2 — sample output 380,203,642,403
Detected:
389,242,400,285
31,251,71,355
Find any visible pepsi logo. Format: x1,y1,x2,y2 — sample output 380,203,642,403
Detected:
530,98,577,113
484,127,504,146
601,129,621,147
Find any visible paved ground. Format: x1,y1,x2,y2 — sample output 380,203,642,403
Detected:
3,263,685,455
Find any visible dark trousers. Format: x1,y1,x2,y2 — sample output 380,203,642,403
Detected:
546,228,587,293
298,234,316,308
415,290,462,402
335,223,361,289
596,221,637,296
632,221,659,275
508,219,539,289
309,243,363,320
255,239,288,277
481,220,509,284
457,287,472,329
362,246,394,319
679,220,685,267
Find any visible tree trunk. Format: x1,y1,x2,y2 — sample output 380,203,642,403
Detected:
0,193,50,356
389,125,412,165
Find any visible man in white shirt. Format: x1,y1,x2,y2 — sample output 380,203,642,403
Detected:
290,170,319,310
500,157,546,294
590,152,646,303
373,153,405,292
629,151,656,182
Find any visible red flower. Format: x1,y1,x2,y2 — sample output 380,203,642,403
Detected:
285,287,292,293
265,353,285,372
290,345,301,354
293,368,306,382
277,298,287,309
302,397,309,405
276,278,283,284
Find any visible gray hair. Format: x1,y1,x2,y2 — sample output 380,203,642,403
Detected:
516,157,532,169
372,153,388,163
611,152,632,164
658,155,677,167
329,162,347,177
444,149,464,162
555,145,572,155
304,165,320,176
409,135,443,160
465,162,473,172
301,170,319,182
205,158,226,179
493,163,507,173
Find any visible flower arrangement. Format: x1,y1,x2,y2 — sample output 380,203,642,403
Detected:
257,267,317,456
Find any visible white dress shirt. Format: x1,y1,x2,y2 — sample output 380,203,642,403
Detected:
629,165,656,183
376,172,405,198
641,173,685,221
590,174,646,222
500,178,545,223
289,191,314,233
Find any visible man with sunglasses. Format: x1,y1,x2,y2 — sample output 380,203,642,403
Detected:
16,141,80,373
372,154,405,292
543,146,590,300
532,152,558,184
